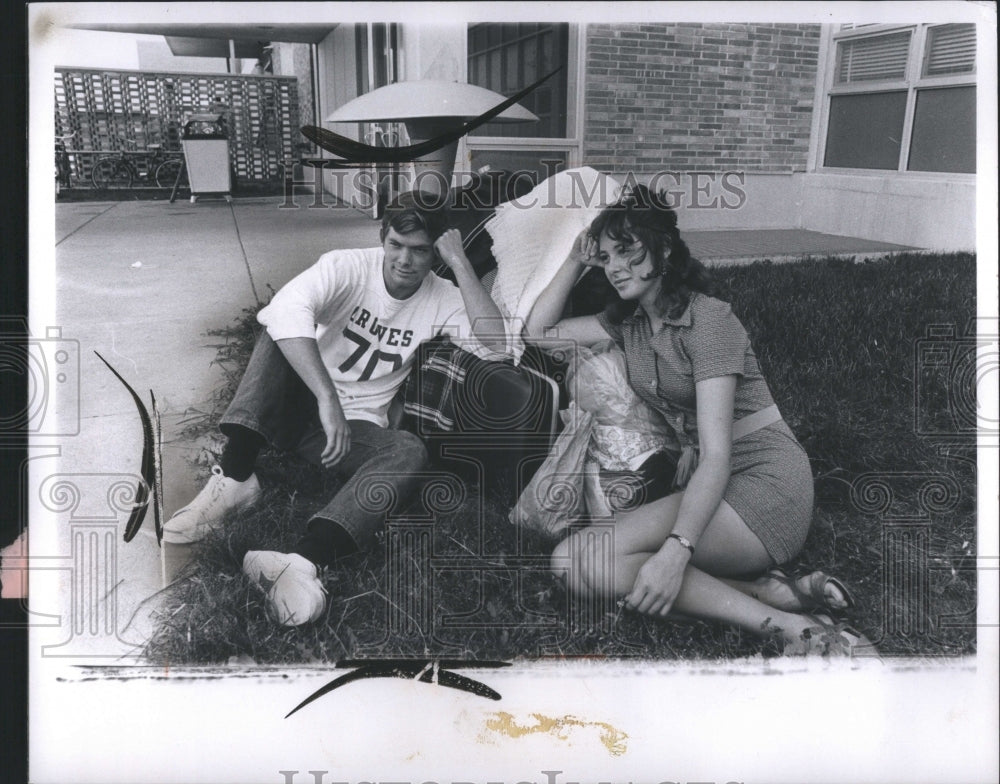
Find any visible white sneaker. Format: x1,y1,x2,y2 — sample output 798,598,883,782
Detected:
242,551,327,626
163,466,262,544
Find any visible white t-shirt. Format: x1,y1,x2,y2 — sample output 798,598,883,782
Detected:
257,247,490,426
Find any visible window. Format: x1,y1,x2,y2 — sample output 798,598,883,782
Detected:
923,23,976,76
355,23,398,94
836,31,911,83
826,91,908,170
467,23,569,138
823,23,976,173
908,86,976,172
465,23,580,183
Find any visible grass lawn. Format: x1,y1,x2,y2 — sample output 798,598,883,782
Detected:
145,251,978,664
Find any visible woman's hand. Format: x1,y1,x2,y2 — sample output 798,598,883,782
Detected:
623,540,691,617
318,393,351,467
433,228,471,274
522,228,610,346
569,230,602,268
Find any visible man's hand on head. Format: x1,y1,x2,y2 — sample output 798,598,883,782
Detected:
433,229,472,275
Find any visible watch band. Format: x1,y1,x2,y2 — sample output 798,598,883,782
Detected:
667,533,695,554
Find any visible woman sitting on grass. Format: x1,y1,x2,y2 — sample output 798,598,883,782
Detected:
524,184,872,656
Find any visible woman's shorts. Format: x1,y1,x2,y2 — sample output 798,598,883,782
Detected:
723,420,814,565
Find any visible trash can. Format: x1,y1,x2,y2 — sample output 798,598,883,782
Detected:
181,113,231,203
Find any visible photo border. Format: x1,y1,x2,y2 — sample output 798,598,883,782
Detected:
25,3,999,783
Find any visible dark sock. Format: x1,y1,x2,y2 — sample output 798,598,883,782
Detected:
219,425,265,481
291,518,359,568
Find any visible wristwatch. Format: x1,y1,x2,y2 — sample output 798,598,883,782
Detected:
667,532,695,554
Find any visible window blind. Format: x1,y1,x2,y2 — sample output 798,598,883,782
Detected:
836,32,911,83
924,24,976,76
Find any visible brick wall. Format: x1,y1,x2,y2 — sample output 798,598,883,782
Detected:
584,24,821,175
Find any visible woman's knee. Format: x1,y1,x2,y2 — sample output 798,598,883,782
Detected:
692,501,772,576
550,535,574,579
608,492,684,553
551,533,595,592
550,530,608,592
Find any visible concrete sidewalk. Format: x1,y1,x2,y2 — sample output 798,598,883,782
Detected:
44,198,381,657
38,196,918,658
55,198,383,507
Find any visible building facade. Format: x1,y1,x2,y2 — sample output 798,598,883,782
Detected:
286,21,978,251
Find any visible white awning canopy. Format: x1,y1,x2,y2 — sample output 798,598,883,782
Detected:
68,23,337,45
325,80,538,124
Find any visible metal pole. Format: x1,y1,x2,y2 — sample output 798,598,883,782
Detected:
366,24,376,93
366,24,378,217
310,43,321,127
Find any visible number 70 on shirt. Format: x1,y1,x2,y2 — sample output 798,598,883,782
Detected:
337,326,404,381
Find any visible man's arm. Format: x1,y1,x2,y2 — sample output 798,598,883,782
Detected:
273,337,351,467
433,229,509,355
257,252,361,466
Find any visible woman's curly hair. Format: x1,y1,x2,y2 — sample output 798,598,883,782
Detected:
591,184,720,323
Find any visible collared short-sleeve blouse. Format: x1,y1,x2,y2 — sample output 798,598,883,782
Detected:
596,293,774,449
594,292,813,564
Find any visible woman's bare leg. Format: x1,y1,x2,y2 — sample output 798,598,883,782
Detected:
551,492,819,643
717,574,850,612
559,492,847,610
554,491,774,580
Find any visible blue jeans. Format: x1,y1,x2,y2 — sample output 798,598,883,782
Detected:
220,332,429,562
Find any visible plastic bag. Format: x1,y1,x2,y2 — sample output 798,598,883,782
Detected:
508,403,593,538
511,343,679,535
568,341,678,469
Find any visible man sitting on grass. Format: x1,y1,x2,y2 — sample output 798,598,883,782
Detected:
163,191,510,626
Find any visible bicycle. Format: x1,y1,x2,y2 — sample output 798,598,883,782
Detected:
90,136,188,191
55,131,76,193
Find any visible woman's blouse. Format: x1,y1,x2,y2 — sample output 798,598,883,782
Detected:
595,293,775,450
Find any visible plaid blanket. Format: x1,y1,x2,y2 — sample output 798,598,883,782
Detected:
402,336,511,434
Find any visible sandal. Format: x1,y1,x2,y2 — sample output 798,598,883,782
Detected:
765,566,857,615
784,613,876,658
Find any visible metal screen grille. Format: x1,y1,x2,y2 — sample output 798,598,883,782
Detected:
54,67,300,185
